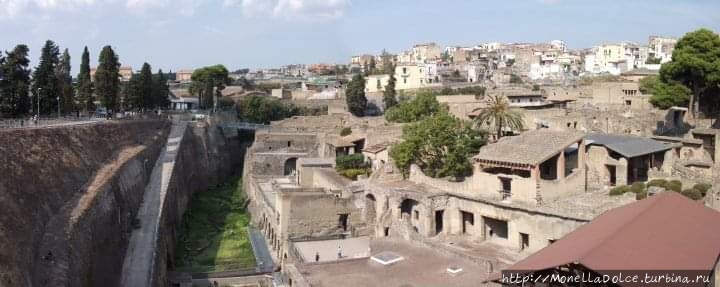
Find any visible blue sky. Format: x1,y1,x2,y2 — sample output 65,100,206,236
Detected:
1,0,719,72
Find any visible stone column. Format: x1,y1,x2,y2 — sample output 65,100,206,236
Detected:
578,140,586,170
556,151,566,179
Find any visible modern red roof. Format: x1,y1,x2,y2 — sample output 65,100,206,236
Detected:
504,192,720,273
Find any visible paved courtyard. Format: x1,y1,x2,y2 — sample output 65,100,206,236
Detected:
298,238,498,287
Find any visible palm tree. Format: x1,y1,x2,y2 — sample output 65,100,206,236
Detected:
472,94,524,139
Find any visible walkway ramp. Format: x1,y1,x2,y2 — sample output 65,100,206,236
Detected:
120,122,187,287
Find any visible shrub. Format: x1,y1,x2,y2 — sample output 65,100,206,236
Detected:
340,168,370,180
609,185,630,196
340,127,352,136
629,182,646,194
693,183,712,197
681,188,704,200
667,180,682,192
646,179,668,189
635,189,648,200
336,154,366,170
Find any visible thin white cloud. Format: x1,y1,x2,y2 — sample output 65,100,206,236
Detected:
0,0,95,18
0,0,201,18
125,0,203,16
226,0,350,21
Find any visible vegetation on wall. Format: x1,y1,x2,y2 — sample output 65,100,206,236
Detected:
336,154,370,180
439,85,486,97
236,95,326,124
611,179,711,201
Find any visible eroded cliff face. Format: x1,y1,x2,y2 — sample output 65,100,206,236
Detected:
0,120,170,287
0,117,248,287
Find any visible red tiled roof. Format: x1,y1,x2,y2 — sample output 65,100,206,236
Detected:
505,192,720,273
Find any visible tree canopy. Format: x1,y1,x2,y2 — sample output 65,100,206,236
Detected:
0,45,31,117
640,75,691,109
472,94,525,139
189,65,230,109
345,74,367,116
383,73,398,109
56,48,75,114
95,45,121,112
31,40,60,115
236,95,325,124
384,90,441,123
390,111,487,178
659,28,720,117
77,46,94,112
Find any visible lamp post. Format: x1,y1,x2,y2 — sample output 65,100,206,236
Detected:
37,88,41,120
57,96,60,118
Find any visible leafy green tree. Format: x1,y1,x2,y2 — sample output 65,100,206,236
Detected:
640,75,691,109
384,90,440,123
31,40,60,115
0,45,31,116
77,46,94,112
659,29,720,118
154,69,170,109
188,65,230,109
125,73,142,110
95,45,121,112
236,95,293,124
345,74,367,116
56,48,75,114
390,111,487,178
472,94,525,139
383,73,398,109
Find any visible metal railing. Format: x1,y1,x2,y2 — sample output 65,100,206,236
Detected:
0,116,104,129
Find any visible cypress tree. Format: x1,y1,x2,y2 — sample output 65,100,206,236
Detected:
345,74,367,116
95,46,120,113
31,40,60,115
56,48,74,114
154,69,170,109
77,47,94,112
383,73,398,109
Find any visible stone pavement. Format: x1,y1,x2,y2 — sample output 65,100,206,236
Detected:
248,226,274,273
120,122,187,287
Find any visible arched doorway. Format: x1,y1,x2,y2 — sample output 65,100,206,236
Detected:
365,194,377,224
284,157,298,176
400,198,420,221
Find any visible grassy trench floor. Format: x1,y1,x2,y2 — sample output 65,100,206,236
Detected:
175,177,256,272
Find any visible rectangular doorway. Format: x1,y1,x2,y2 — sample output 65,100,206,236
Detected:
338,214,349,231
520,233,529,250
435,210,444,235
461,211,474,234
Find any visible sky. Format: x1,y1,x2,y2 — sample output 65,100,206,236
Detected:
0,0,719,73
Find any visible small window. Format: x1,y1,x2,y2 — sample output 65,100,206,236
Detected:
287,141,292,147
625,100,632,106
413,210,419,220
